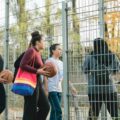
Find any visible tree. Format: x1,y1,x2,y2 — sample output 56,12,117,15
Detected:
10,0,28,53
41,0,54,45
70,0,81,58
70,0,80,41
72,0,79,34
71,0,81,52
17,0,28,52
68,0,82,83
105,12,120,58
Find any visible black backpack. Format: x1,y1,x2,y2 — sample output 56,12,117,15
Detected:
13,52,25,82
93,64,110,85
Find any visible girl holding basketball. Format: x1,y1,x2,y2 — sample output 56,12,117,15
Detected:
0,55,13,114
45,44,77,120
20,31,50,120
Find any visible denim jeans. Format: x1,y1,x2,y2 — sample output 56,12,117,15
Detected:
48,92,62,120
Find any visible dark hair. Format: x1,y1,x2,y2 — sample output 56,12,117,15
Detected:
31,31,42,46
92,38,114,66
50,44,60,57
94,38,109,54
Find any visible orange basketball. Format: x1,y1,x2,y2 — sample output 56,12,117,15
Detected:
44,62,57,77
0,70,13,83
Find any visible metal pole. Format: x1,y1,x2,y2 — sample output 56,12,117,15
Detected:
62,1,69,120
4,0,9,120
99,0,105,38
98,0,107,120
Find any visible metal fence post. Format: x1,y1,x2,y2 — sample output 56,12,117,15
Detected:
4,0,9,120
98,0,107,120
99,0,105,38
62,1,69,120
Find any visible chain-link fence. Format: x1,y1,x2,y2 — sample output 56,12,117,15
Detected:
63,0,120,120
1,0,63,120
0,0,120,120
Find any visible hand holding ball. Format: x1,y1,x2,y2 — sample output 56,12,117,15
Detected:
44,62,57,77
0,70,13,84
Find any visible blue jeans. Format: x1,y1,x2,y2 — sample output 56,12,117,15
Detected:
48,92,62,120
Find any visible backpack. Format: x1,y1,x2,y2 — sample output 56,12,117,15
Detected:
13,52,25,82
93,64,110,85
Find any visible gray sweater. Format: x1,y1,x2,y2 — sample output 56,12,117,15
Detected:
83,53,120,94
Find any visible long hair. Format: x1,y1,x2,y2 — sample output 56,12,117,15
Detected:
92,38,114,66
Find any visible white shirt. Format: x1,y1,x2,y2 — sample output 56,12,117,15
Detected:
46,57,63,92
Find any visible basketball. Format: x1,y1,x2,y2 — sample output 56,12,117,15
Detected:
0,70,13,84
44,62,57,77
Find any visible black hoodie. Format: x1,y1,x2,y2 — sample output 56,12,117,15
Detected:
92,38,115,67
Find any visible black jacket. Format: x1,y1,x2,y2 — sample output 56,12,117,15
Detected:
0,55,6,114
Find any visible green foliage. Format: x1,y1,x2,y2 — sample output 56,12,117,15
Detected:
71,0,80,34
70,0,81,49
0,30,4,55
69,31,80,42
55,8,62,20
44,0,53,36
67,0,82,82
16,0,28,52
0,30,4,41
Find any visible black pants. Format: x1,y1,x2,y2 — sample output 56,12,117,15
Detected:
88,93,118,120
23,80,50,120
0,83,6,114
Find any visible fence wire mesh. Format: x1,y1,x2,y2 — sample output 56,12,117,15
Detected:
0,0,120,120
1,0,63,120
66,0,120,120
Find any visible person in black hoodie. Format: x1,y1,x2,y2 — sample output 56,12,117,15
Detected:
83,38,120,120
0,55,6,114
